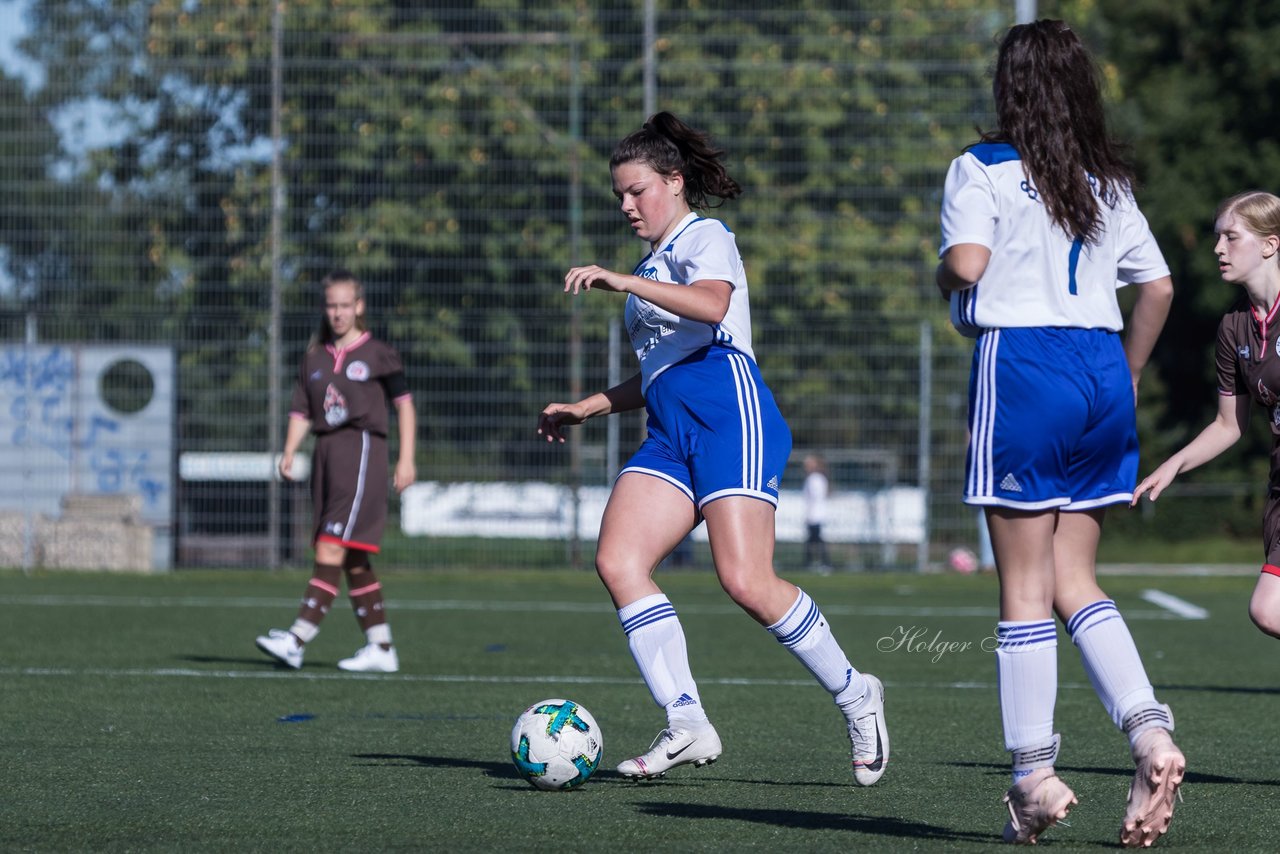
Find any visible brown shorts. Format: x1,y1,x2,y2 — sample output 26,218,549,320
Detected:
311,428,388,553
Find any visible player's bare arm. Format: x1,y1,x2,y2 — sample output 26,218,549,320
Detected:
936,243,991,292
393,398,417,493
538,373,644,443
1132,393,1249,504
564,264,731,325
278,415,311,481
1124,276,1174,395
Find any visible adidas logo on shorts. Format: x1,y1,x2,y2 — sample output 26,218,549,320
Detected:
1000,473,1023,493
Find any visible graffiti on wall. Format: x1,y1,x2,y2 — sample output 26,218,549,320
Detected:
0,345,173,523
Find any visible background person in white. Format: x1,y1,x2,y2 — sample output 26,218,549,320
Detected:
936,20,1182,848
538,112,888,786
803,454,831,571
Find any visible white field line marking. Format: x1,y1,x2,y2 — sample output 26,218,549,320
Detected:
1140,589,1209,620
0,594,1184,621
0,665,1099,692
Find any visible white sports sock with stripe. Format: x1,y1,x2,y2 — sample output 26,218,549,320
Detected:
768,588,868,707
618,593,707,725
996,619,1058,781
1067,599,1159,736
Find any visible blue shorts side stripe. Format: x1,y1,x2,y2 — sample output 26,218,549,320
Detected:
970,330,999,498
728,352,763,491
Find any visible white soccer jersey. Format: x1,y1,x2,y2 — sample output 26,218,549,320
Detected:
625,212,756,393
939,142,1169,337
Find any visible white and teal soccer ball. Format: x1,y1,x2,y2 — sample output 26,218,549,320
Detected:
510,699,603,790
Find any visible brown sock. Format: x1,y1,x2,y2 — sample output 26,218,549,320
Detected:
345,560,390,646
296,562,343,632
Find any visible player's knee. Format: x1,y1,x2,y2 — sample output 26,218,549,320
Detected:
716,568,773,617
595,550,647,593
1248,598,1280,639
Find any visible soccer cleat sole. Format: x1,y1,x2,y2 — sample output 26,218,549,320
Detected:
618,753,720,781
1120,736,1185,848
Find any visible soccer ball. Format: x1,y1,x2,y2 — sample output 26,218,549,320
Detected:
510,699,603,790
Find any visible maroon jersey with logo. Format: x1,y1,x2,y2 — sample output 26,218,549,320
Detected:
1218,296,1280,481
290,332,406,437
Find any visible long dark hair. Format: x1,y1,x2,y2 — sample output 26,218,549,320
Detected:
610,112,742,209
983,20,1134,244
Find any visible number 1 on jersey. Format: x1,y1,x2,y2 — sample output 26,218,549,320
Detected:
1067,237,1083,295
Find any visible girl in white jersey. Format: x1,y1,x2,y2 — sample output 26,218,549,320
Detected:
538,112,888,786
936,21,1182,847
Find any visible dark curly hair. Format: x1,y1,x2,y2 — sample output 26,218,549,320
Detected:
610,112,742,209
982,20,1135,245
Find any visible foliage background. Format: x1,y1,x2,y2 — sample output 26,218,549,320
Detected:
0,0,1273,568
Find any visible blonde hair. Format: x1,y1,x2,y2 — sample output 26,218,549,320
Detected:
1216,191,1280,242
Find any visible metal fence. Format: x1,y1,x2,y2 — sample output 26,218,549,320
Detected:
0,1,1011,572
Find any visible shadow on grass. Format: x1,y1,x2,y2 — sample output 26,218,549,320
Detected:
635,802,993,842
1156,683,1280,696
353,753,678,787
949,760,1278,787
355,752,511,776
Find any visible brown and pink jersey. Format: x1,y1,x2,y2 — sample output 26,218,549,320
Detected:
289,332,411,553
1216,296,1280,568
290,332,410,437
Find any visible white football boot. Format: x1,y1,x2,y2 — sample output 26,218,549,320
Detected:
616,721,722,779
255,629,304,669
337,643,400,673
844,673,889,785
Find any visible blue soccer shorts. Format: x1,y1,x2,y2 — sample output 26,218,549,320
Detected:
621,345,793,512
965,326,1138,511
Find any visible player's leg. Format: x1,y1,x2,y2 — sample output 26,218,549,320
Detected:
1249,498,1280,638
1249,569,1280,638
703,495,887,785
969,328,1091,840
987,507,1077,843
1057,332,1181,847
255,546,342,668
329,433,397,672
255,437,343,669
1053,509,1182,847
1055,509,1170,735
337,548,399,673
600,472,719,779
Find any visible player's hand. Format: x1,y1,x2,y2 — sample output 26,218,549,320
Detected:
565,265,629,295
538,402,588,443
277,451,294,482
394,460,417,494
1131,462,1179,506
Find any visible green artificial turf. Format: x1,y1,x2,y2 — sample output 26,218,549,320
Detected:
1,568,1274,851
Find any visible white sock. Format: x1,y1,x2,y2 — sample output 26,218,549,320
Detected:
767,588,868,707
366,623,392,646
1066,599,1158,733
618,594,707,725
996,619,1058,780
289,619,318,644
